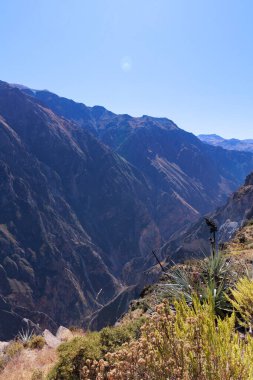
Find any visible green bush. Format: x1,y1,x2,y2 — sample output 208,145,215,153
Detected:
47,318,145,380
100,298,253,380
68,326,84,334
28,335,46,350
4,341,23,359
227,277,253,332
100,318,144,354
47,333,101,380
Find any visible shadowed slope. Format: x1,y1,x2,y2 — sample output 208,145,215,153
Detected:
25,88,253,240
0,82,160,338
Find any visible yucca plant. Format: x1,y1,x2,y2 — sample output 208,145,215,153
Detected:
199,252,237,316
200,251,231,284
160,252,237,317
17,327,34,346
159,264,196,304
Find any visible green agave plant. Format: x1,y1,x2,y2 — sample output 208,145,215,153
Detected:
160,252,238,317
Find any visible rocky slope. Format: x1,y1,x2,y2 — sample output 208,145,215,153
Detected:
86,175,253,330
0,81,160,339
199,134,253,153
22,88,253,240
1,81,253,336
162,172,253,263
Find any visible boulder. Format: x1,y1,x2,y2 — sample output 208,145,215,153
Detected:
0,341,9,352
56,326,73,342
43,329,61,348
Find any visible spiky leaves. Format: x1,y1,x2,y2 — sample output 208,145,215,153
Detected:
159,252,238,316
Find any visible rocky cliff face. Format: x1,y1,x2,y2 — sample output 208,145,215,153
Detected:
162,172,253,263
24,89,253,240
91,173,253,329
0,82,160,338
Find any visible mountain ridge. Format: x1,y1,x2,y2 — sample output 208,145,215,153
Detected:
1,80,253,336
19,85,253,240
0,81,161,339
199,133,253,153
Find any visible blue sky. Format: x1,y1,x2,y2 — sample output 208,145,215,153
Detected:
1,0,253,138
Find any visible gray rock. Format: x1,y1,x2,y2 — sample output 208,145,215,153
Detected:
0,341,9,352
56,326,73,342
43,329,61,348
219,219,240,242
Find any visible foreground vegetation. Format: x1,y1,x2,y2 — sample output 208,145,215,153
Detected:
2,223,253,379
46,236,253,379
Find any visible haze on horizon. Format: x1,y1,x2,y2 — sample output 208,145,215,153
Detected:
1,0,253,139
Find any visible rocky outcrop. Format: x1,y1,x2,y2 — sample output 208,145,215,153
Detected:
162,171,253,263
56,326,73,342
43,330,61,348
0,296,43,340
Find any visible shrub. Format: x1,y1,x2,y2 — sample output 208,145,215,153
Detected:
28,335,46,350
48,319,145,380
0,341,24,373
246,219,253,226
228,277,253,332
4,341,24,360
48,295,253,379
239,235,247,244
98,298,253,380
31,369,44,380
68,326,84,335
161,252,237,317
0,356,5,371
47,332,101,380
100,318,145,354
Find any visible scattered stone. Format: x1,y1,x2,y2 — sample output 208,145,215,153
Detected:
43,329,61,348
56,326,73,342
0,341,9,352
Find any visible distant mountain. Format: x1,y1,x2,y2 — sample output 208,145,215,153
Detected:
0,81,253,337
20,88,253,241
162,172,253,263
199,134,253,153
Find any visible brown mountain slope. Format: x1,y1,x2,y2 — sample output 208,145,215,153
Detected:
0,81,161,339
162,172,253,263
24,88,253,240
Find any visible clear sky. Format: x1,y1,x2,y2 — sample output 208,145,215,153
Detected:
1,0,253,139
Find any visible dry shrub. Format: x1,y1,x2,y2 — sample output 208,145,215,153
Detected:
28,336,46,350
47,319,145,380
31,368,43,379
228,277,253,331
4,341,24,360
81,297,253,380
